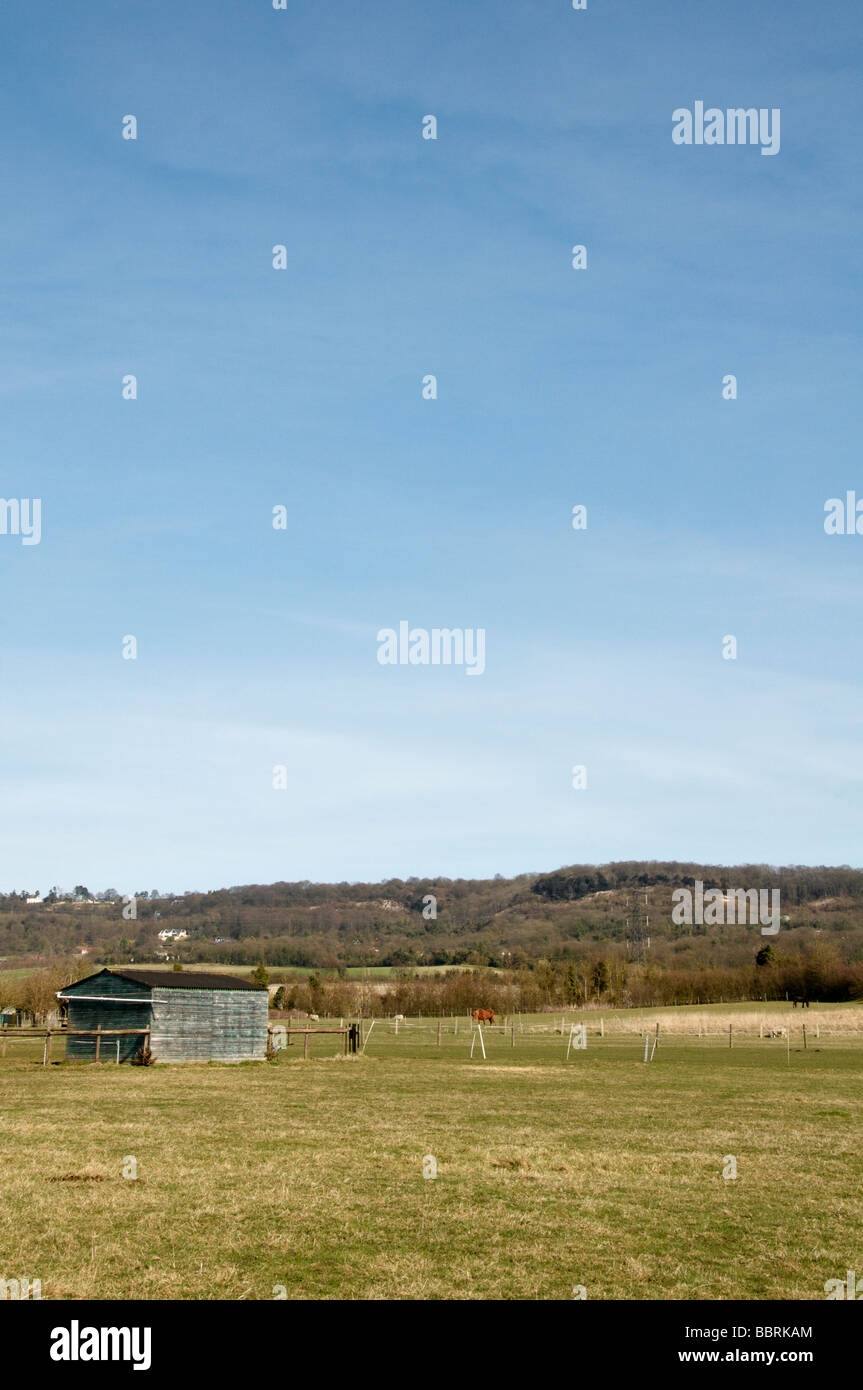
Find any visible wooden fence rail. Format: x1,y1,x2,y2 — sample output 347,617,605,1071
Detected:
0,1026,150,1065
0,1027,149,1035
267,1025,359,1058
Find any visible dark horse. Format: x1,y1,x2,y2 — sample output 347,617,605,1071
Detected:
472,1008,495,1025
792,997,810,1009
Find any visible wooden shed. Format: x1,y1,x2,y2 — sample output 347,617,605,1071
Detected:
56,968,269,1064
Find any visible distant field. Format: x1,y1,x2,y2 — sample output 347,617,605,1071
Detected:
106,963,255,977
344,964,473,978
0,1000,861,1299
246,964,474,979
0,962,265,985
0,962,475,988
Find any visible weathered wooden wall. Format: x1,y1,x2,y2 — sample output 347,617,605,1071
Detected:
150,987,268,1062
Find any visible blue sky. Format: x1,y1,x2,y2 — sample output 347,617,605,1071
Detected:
1,0,861,892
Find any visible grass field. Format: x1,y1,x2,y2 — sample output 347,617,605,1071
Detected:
0,962,471,985
129,963,473,979
1,1003,861,1301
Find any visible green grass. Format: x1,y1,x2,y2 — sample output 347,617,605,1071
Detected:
136,963,472,979
0,1007,861,1300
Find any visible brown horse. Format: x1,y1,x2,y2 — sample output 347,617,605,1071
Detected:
472,1008,495,1025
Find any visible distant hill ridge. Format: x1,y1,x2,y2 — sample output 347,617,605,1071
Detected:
2,861,862,969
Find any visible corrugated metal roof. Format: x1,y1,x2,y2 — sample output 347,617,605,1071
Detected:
58,966,267,996
111,968,267,992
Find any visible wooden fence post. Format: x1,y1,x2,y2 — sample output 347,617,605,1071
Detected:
95,1025,102,1064
42,1033,49,1067
304,1031,310,1060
